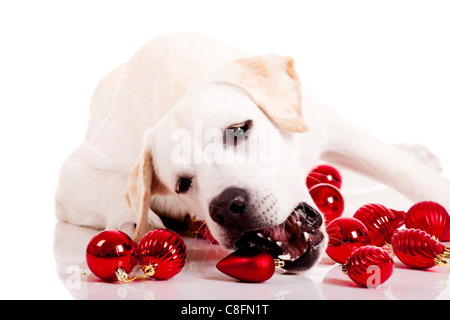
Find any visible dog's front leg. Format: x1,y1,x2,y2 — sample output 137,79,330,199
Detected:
320,109,450,211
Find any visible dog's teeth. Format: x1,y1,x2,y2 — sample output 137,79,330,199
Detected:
257,232,265,238
276,241,283,246
267,237,274,243
278,253,291,260
303,232,309,242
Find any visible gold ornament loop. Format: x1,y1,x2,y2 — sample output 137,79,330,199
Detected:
274,259,285,269
442,247,450,259
341,264,348,275
115,267,129,282
114,265,148,283
143,264,156,277
434,255,448,267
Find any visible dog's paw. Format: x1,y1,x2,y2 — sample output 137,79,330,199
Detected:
394,143,442,172
106,210,166,241
117,221,138,238
104,220,137,239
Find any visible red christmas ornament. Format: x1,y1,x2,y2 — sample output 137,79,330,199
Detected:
391,228,450,269
216,249,284,283
444,233,450,242
391,209,406,229
86,230,137,282
342,245,394,288
353,203,398,246
309,183,344,224
185,214,219,244
306,164,342,190
405,201,450,241
326,217,370,264
137,229,187,280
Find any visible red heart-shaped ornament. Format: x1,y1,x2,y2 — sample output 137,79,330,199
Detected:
216,249,277,282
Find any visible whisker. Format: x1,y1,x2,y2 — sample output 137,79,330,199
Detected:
208,204,222,210
326,236,359,249
308,172,336,181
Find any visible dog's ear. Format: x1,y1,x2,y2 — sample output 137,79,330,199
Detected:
223,53,308,133
125,132,168,242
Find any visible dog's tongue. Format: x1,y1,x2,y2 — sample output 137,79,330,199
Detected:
261,213,299,242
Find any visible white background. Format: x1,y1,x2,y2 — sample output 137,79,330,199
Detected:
0,0,449,299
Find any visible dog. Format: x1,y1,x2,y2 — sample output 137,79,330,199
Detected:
55,33,450,273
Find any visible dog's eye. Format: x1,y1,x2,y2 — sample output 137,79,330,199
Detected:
224,120,253,145
229,120,252,136
176,177,192,194
233,126,246,136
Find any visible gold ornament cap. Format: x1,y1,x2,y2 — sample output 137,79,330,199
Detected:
442,247,450,259
115,267,130,283
341,264,348,275
143,264,156,277
274,259,285,268
434,255,448,267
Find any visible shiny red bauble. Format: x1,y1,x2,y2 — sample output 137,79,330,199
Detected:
326,217,370,264
86,230,137,282
137,229,187,280
405,201,450,241
391,228,450,270
309,183,345,224
306,164,342,190
216,249,281,282
353,203,398,246
342,245,394,288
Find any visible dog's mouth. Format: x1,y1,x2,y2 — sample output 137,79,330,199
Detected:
234,203,325,272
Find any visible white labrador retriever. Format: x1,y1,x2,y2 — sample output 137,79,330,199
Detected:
55,33,450,272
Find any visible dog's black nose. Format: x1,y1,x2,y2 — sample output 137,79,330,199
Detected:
296,202,323,231
209,187,247,228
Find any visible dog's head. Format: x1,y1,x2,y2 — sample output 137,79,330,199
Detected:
126,53,327,273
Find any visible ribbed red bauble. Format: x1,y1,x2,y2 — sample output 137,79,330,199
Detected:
137,229,187,280
391,228,450,269
405,201,450,241
353,203,398,246
342,245,394,288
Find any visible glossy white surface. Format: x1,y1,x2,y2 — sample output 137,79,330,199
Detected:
53,167,450,300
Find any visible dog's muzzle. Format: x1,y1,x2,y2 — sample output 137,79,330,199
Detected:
210,191,326,272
